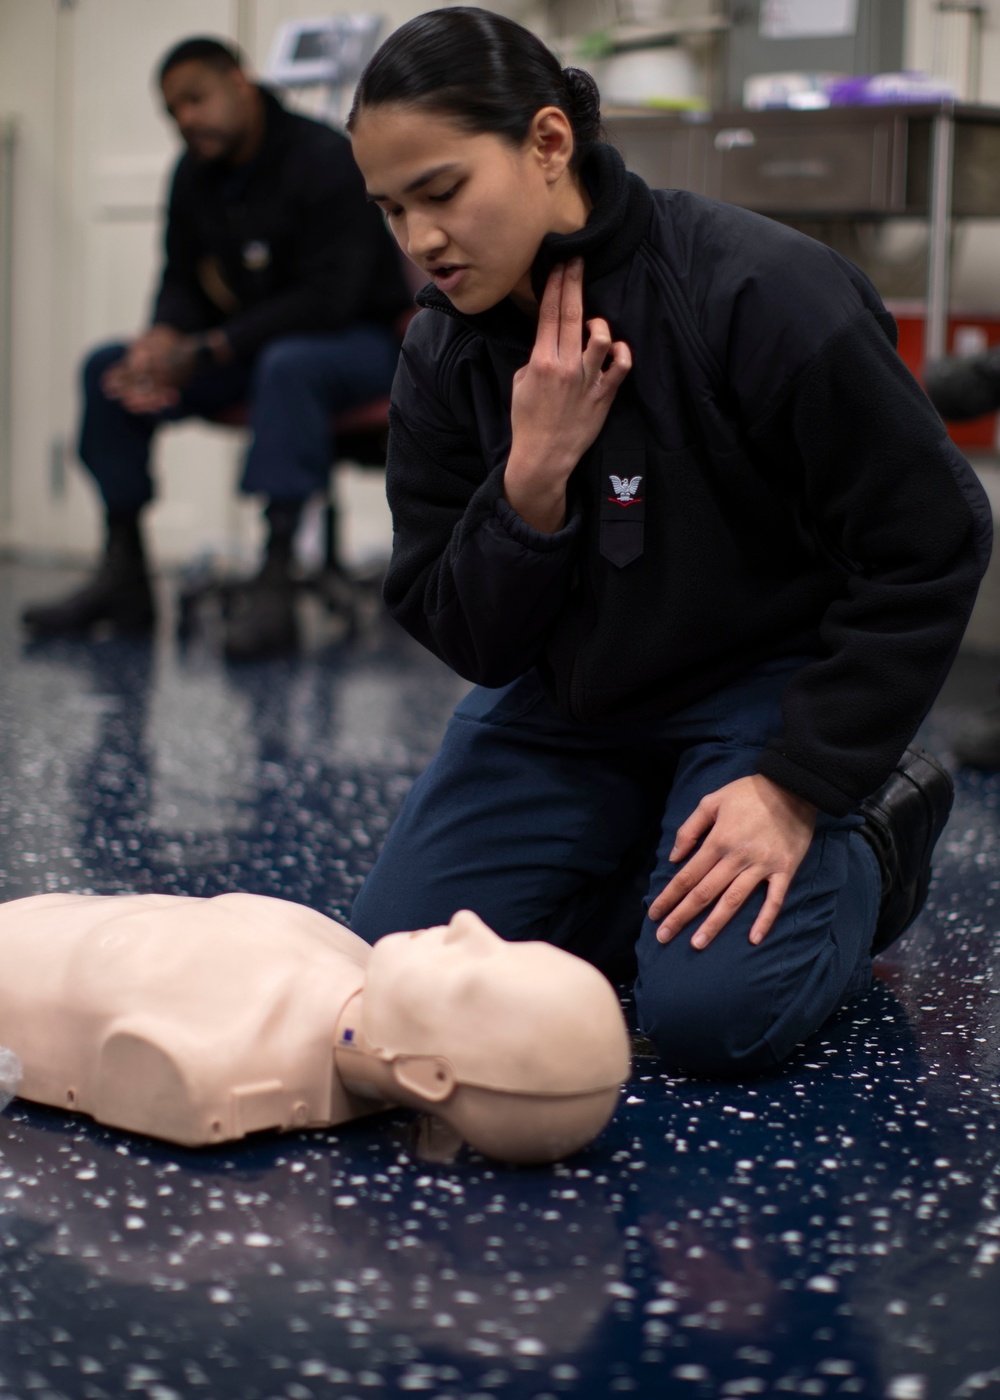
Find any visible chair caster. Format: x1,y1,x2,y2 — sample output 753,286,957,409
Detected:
316,563,385,640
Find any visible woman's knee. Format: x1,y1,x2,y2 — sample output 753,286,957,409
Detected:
349,845,453,946
348,868,390,945
634,972,781,1078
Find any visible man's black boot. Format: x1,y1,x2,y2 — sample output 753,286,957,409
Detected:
222,499,301,661
859,747,954,956
22,514,155,636
924,346,1000,421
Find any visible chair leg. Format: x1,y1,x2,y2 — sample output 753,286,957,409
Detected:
313,481,383,636
322,497,341,576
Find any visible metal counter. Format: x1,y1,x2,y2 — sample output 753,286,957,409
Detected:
605,102,1000,361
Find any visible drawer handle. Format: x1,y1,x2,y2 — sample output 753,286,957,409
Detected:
714,128,756,151
759,158,833,180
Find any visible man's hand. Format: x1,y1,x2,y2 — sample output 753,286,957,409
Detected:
649,775,818,950
102,326,209,414
504,257,631,532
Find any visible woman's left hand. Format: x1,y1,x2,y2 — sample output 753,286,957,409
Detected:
648,775,818,949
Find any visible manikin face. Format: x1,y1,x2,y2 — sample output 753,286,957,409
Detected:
363,911,630,1095
368,911,515,1037
160,60,257,164
350,104,587,315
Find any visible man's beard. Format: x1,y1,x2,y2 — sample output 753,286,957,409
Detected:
185,130,239,164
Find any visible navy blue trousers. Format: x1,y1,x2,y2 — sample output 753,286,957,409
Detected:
78,327,400,512
351,658,881,1077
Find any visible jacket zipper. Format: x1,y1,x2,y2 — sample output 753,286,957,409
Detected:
566,500,600,724
424,291,599,716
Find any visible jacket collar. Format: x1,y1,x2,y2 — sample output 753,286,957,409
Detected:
416,143,653,349
257,85,293,151
242,86,293,173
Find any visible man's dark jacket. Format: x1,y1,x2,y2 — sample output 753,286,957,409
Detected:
384,143,992,817
153,88,411,360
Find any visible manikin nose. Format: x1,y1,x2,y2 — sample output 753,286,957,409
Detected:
443,910,494,948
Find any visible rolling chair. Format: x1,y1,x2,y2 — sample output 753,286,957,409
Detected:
175,383,399,646
175,274,422,650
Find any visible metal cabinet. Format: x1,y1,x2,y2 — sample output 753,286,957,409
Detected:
723,0,904,110
605,103,1000,359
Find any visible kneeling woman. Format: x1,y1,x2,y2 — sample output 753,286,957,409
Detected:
347,8,990,1074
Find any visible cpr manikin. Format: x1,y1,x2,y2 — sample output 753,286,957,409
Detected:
0,894,630,1164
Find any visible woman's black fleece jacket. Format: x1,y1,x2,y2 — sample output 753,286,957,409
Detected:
383,143,993,818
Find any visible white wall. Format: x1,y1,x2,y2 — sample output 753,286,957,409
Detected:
0,0,245,564
0,0,60,554
0,0,426,566
1,0,999,563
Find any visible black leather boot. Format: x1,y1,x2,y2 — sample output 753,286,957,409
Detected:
859,747,954,956
222,499,301,661
924,346,1000,421
22,514,155,636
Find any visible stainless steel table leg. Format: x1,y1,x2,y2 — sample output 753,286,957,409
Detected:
925,109,955,365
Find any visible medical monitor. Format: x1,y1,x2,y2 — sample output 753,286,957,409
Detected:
265,14,382,90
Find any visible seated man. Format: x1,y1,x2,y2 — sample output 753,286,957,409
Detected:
22,36,413,659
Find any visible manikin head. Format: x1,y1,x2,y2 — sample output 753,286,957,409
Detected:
347,7,602,315
336,911,631,1164
158,37,264,167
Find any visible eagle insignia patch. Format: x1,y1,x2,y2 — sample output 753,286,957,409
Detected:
608,474,643,505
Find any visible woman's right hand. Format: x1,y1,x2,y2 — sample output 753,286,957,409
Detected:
504,258,632,532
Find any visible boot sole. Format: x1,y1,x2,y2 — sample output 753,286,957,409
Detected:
22,608,155,637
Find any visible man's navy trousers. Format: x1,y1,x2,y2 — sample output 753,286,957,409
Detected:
79,327,400,510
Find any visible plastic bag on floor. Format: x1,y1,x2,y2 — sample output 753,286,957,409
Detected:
0,1047,22,1112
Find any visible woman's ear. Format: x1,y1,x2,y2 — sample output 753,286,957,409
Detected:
527,105,575,181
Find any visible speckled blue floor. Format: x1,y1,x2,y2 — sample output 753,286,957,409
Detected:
1,560,999,1400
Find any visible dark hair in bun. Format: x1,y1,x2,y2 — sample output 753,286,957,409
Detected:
562,66,602,148
348,6,604,168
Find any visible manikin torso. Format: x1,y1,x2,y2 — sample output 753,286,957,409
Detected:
0,892,374,1146
0,893,631,1162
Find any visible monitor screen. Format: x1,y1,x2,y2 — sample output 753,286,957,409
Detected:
293,30,329,61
